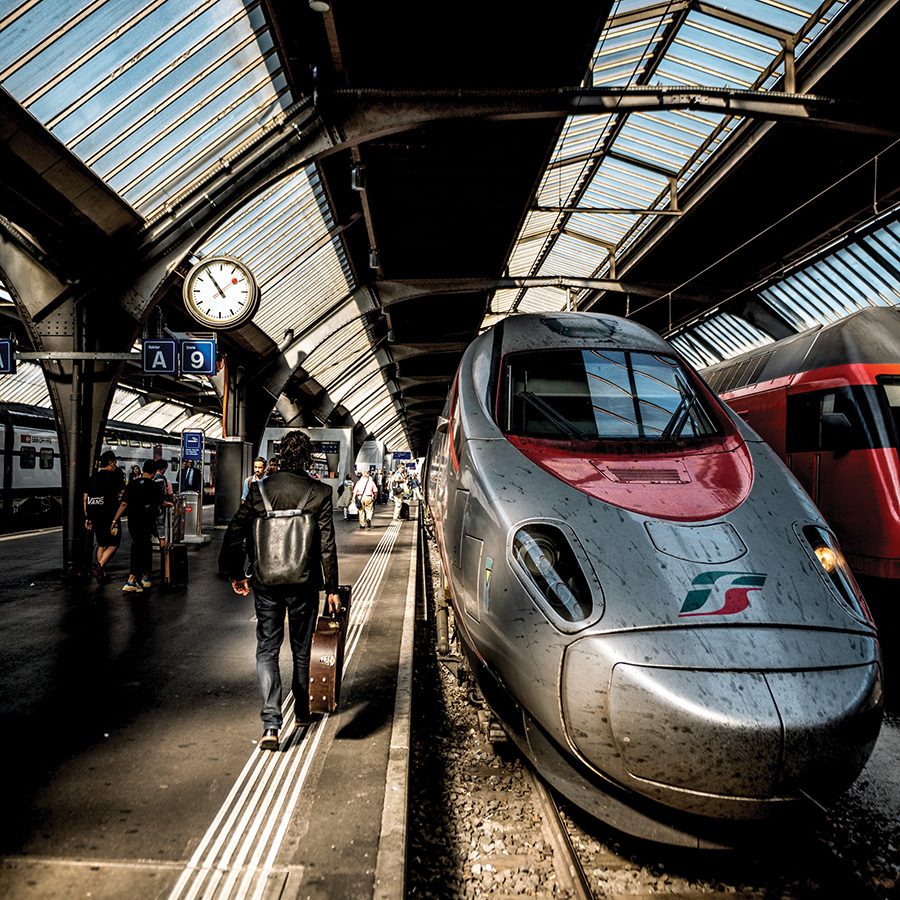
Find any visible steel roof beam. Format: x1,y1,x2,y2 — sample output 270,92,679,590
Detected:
329,86,896,138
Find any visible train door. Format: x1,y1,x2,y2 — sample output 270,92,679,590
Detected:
785,384,882,558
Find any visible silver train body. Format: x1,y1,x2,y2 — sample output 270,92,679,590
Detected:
427,313,883,848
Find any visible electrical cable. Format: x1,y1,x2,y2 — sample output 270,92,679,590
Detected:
636,134,900,331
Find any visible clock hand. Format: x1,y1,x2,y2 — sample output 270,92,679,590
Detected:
207,271,228,300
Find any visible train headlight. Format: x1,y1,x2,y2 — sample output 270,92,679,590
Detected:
510,522,603,631
801,524,871,623
814,545,838,574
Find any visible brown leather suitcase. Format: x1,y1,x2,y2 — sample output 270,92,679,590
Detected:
308,584,352,714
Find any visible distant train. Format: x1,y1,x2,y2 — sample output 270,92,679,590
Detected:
0,404,215,529
702,305,900,583
427,311,883,848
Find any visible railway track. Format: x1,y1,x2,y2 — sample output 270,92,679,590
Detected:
525,762,887,899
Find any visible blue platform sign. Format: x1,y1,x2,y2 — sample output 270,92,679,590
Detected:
181,430,204,461
180,339,216,375
142,339,177,374
0,340,14,374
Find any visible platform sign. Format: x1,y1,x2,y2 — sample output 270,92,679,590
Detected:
393,451,411,460
180,339,216,375
181,430,204,462
0,340,14,374
142,339,177,374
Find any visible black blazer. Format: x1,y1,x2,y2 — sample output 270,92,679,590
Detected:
223,471,338,591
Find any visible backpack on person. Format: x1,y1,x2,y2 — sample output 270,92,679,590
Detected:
251,481,316,586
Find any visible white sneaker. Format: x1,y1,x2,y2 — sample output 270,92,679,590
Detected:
122,580,144,593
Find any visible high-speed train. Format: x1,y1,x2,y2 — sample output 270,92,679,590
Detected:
701,305,900,584
427,312,883,848
0,404,215,529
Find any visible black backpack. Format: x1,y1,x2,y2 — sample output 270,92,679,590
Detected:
251,481,315,586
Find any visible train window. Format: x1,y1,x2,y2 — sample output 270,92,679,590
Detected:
19,446,36,468
39,447,54,469
877,376,900,449
787,386,883,453
500,349,721,442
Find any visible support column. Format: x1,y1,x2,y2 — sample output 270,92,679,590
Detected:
0,236,138,578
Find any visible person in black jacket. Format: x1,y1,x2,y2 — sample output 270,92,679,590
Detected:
225,430,340,751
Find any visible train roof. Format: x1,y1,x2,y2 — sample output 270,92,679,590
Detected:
497,313,672,356
700,305,900,394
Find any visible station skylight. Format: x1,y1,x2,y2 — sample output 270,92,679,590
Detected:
497,0,849,319
671,209,900,365
0,0,293,218
0,361,221,434
195,164,408,450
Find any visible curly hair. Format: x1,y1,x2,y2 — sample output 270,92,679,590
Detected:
277,430,312,473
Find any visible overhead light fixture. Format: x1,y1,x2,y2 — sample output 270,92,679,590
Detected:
350,163,366,191
309,0,330,11
368,248,380,269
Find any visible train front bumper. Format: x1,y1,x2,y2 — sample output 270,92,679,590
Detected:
560,627,883,820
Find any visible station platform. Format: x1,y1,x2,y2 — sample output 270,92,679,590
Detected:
0,501,418,899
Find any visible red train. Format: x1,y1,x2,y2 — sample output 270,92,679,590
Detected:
701,305,900,583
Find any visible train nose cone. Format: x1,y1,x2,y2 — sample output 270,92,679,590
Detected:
562,635,882,816
607,666,782,797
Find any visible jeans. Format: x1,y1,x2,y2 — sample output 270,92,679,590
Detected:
128,523,153,577
254,583,319,729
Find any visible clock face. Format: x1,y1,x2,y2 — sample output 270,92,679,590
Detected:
182,256,260,329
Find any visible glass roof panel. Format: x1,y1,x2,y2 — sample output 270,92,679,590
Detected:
0,362,220,434
518,286,572,313
756,213,900,329
198,166,354,346
0,0,293,218
674,312,771,362
538,233,611,280
497,0,849,320
489,289,520,316
674,211,900,355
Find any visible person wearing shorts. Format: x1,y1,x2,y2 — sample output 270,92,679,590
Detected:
83,450,126,583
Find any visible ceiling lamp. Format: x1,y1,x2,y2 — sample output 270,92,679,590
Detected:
309,1,330,11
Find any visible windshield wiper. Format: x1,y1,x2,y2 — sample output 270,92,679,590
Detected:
661,391,705,441
519,391,588,440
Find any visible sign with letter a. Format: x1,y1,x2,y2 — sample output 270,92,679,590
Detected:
142,339,177,374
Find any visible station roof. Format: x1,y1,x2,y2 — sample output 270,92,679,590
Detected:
1,0,898,454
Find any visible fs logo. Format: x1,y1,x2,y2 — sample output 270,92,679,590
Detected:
678,570,767,617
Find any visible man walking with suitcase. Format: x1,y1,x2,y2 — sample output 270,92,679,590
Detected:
224,431,341,751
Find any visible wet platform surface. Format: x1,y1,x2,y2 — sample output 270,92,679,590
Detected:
0,501,417,899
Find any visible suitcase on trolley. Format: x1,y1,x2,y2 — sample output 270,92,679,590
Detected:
308,584,352,714
160,542,189,590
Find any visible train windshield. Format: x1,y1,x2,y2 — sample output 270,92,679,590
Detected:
500,349,721,442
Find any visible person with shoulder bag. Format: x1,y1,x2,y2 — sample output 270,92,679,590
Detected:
336,472,355,520
352,471,378,529
224,430,341,751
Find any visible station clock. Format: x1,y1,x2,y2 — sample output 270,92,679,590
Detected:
182,256,260,330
